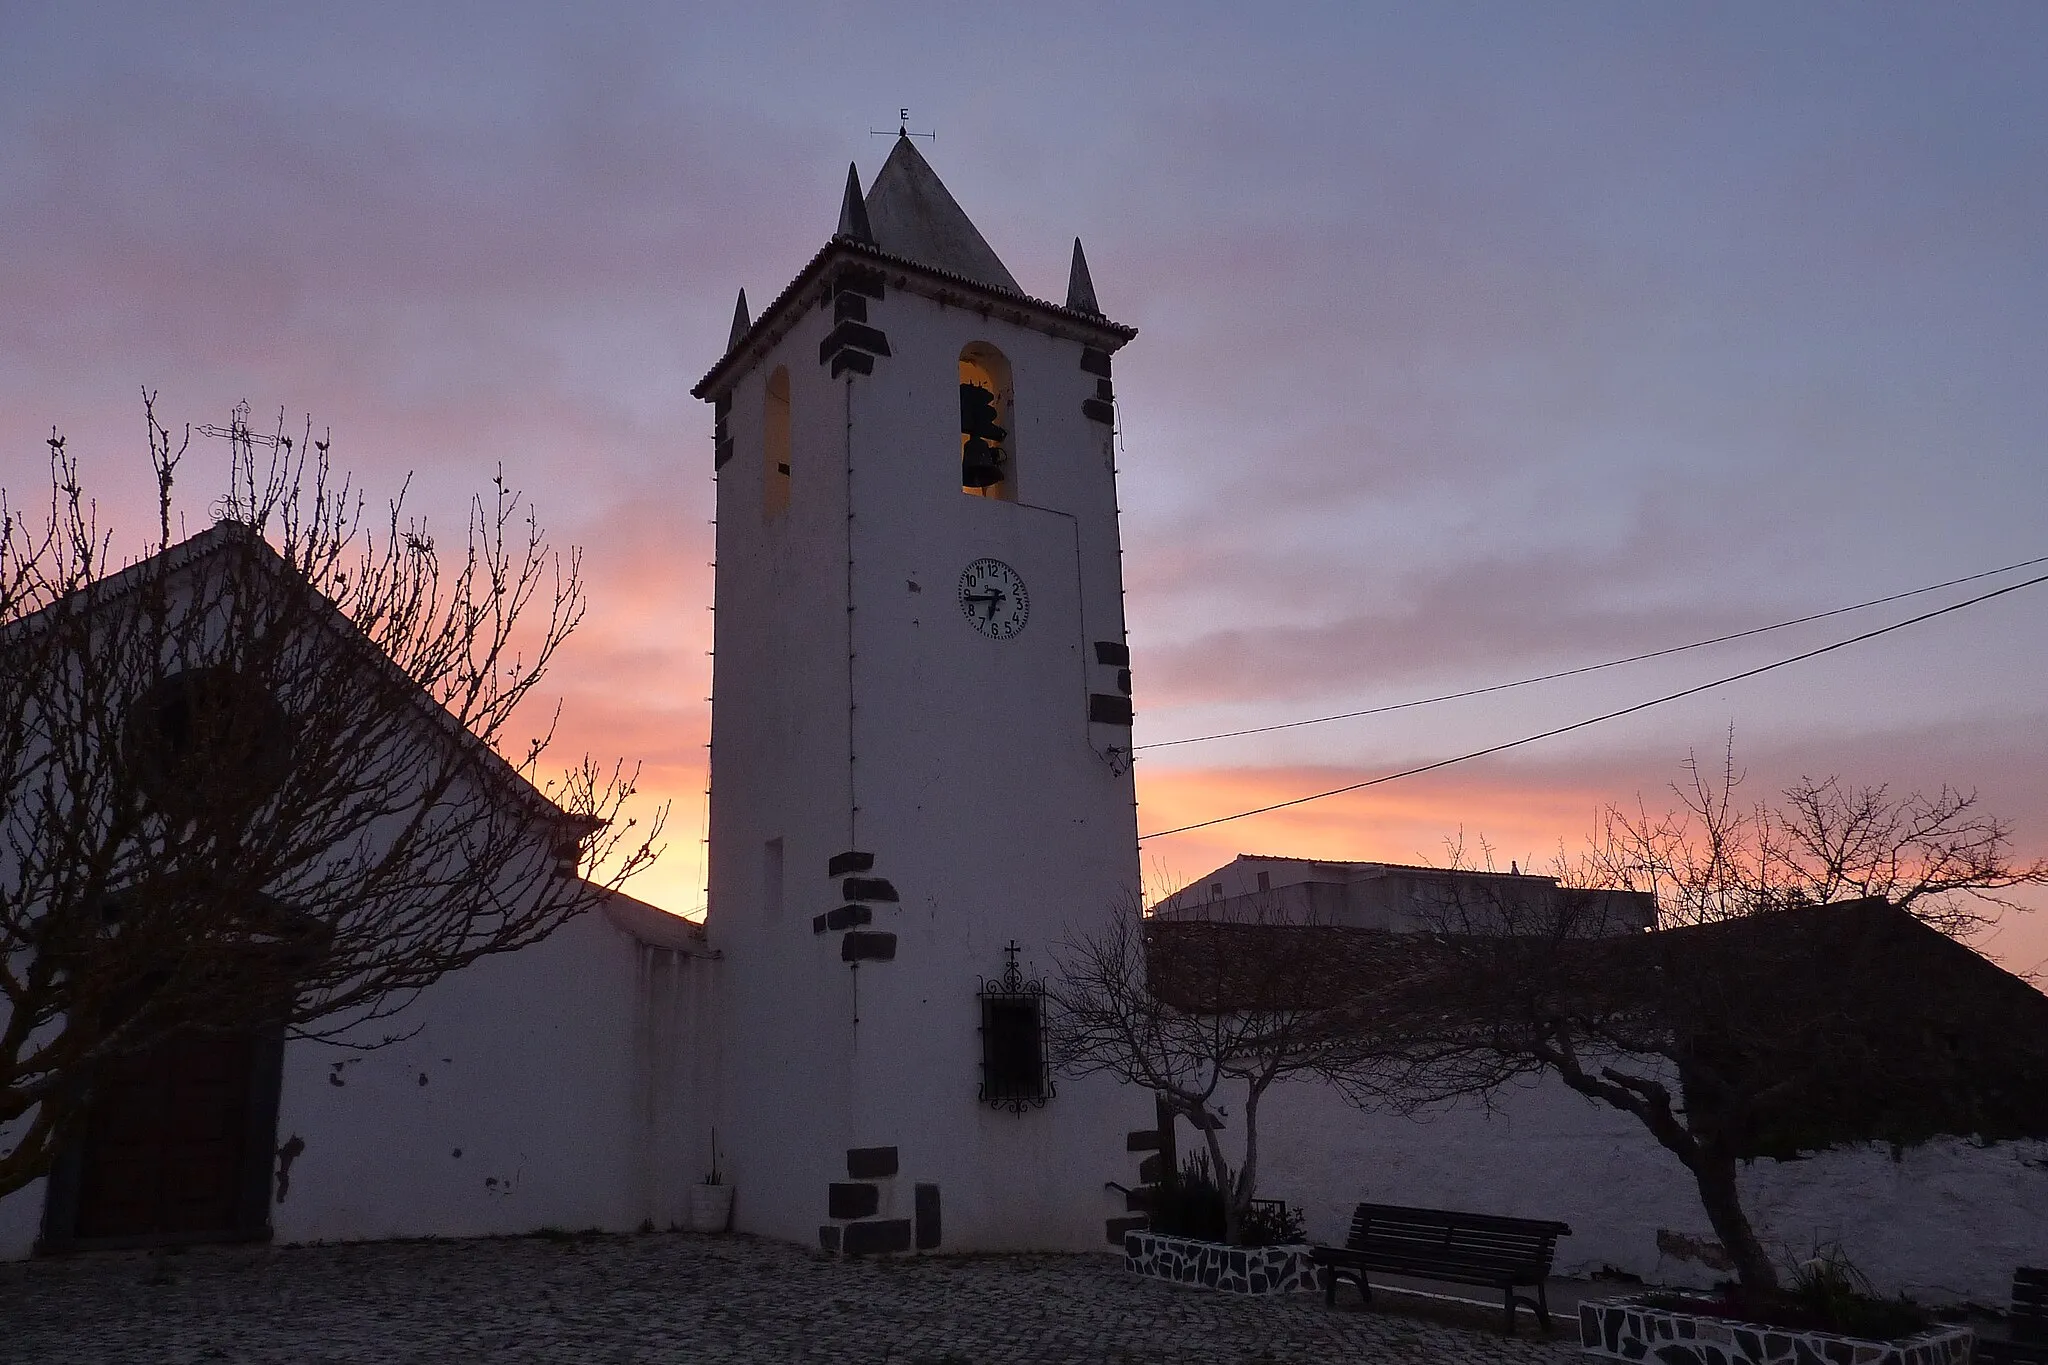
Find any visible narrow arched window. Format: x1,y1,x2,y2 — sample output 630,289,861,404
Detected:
959,344,1015,500
764,367,791,518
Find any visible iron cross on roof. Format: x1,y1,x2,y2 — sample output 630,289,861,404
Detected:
869,108,935,140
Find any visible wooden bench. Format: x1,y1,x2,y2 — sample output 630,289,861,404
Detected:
1310,1202,1572,1336
1978,1267,2048,1364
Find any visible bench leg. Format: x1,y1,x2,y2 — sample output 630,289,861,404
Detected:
1356,1270,1371,1306
1322,1266,1336,1307
1502,1286,1517,1337
1536,1280,1551,1334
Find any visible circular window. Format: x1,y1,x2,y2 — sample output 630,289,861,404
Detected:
125,667,291,817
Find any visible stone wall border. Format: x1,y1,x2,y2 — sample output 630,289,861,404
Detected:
1578,1294,1973,1365
1123,1230,1315,1296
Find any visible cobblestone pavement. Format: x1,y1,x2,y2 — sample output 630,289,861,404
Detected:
0,1230,1588,1365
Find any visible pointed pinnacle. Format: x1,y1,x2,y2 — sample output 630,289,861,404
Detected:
837,162,874,244
727,289,751,350
1066,238,1101,316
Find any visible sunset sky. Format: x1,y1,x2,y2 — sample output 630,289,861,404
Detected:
5,4,2047,974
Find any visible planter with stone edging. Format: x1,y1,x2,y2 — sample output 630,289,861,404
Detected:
1123,1230,1316,1296
1579,1294,1973,1365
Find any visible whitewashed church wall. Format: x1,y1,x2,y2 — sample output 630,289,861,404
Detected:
268,905,715,1246
1253,1071,2048,1305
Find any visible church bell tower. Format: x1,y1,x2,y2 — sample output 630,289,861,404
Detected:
691,137,1149,1252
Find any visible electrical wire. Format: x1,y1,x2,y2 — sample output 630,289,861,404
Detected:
1139,568,2048,841
1137,553,2048,752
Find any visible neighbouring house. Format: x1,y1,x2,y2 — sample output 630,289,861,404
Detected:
1154,896,2048,1303
1152,853,1658,935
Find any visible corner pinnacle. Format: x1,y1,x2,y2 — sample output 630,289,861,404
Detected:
1066,238,1101,316
727,289,751,350
837,163,874,244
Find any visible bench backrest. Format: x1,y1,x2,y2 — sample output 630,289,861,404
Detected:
1345,1202,1573,1276
2015,1267,2047,1343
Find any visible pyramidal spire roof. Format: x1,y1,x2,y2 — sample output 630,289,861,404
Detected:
860,136,1020,294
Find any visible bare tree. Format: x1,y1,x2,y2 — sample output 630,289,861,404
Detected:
1576,742,2047,934
1050,895,1502,1245
1423,747,2048,1292
0,396,664,1199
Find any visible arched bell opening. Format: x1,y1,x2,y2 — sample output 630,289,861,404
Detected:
958,343,1015,501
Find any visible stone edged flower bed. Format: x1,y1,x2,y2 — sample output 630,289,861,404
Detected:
1123,1230,1316,1296
1579,1294,1972,1365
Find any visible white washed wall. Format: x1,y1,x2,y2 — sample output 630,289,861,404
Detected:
270,902,715,1244
0,896,715,1257
707,256,1152,1252
1254,1071,2048,1305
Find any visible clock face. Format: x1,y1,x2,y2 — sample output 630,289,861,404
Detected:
958,558,1029,640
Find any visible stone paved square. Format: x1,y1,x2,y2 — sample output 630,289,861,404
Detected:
0,1230,1586,1364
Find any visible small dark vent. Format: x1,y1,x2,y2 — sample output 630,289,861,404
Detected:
1093,641,1130,666
828,851,875,876
843,877,899,903
914,1183,942,1250
1080,347,1114,378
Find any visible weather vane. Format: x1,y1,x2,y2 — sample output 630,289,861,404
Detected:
870,107,935,141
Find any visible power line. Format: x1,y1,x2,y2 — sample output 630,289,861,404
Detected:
1138,553,2048,752
1139,567,2048,841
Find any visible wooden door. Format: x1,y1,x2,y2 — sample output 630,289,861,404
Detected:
69,1029,265,1242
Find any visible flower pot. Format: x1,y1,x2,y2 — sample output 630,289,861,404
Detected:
1579,1294,1973,1365
686,1183,733,1233
1123,1230,1315,1296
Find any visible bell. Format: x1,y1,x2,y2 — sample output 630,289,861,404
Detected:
960,383,1007,446
962,437,1005,488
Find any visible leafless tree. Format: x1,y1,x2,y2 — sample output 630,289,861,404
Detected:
1050,894,1507,1245
0,395,664,1199
1420,745,2048,1292
1575,742,2047,935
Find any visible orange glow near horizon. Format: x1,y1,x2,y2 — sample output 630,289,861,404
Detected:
577,743,2048,984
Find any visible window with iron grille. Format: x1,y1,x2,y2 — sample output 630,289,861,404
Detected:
978,942,1052,1113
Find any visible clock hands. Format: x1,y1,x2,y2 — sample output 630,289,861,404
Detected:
962,589,1006,620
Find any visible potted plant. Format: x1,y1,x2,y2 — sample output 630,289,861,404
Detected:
1581,1246,1973,1365
685,1131,733,1233
1123,1153,1315,1296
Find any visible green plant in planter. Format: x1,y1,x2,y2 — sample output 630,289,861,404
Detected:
1148,1153,1303,1247
1642,1244,1933,1342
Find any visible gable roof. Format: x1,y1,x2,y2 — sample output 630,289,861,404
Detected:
3,520,592,837
862,136,1021,293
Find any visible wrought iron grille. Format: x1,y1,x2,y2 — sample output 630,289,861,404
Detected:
978,941,1052,1114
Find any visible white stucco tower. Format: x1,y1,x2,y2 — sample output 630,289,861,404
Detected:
691,138,1151,1253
